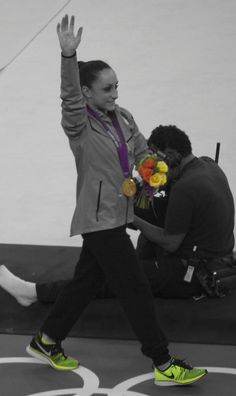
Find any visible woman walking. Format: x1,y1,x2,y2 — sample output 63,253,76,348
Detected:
26,14,206,386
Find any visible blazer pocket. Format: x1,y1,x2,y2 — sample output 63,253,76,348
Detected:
96,181,102,221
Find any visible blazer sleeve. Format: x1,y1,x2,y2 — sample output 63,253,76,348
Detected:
60,53,87,140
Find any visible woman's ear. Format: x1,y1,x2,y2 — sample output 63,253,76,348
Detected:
82,86,91,98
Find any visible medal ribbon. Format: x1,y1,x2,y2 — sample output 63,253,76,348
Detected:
87,105,130,178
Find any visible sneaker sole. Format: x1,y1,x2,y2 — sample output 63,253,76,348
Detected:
26,345,79,371
155,371,207,386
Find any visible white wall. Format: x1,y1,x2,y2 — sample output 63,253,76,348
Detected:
0,0,235,247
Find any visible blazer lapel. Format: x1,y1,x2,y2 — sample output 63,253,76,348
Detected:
115,111,133,142
88,107,133,142
88,115,109,138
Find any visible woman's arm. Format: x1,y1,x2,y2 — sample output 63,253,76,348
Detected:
57,15,86,139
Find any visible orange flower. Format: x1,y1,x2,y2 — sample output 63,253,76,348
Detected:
142,158,156,168
138,165,153,182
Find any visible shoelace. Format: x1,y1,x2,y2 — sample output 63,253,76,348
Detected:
153,358,193,372
49,342,67,359
171,358,193,370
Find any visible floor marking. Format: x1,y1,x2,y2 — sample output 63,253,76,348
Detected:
1,357,236,396
0,357,100,395
111,373,153,394
205,367,236,375
73,365,100,389
111,366,236,393
0,357,45,365
25,390,151,396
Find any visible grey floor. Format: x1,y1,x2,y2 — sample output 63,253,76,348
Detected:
1,334,236,396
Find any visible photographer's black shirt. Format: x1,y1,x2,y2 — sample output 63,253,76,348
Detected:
165,157,235,259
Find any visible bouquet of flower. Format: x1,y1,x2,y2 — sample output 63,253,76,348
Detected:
135,154,168,209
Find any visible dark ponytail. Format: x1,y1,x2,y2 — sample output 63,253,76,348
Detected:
77,60,111,88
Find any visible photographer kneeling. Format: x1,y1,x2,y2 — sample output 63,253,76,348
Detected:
134,125,235,299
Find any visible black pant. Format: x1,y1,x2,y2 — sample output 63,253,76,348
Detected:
37,233,204,302
37,254,203,302
135,234,204,299
37,279,114,302
41,226,170,365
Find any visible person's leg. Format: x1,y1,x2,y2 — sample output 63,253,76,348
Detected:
0,264,72,305
0,263,113,305
26,228,206,383
0,265,37,306
84,226,170,366
26,239,106,369
35,279,114,302
36,280,70,303
95,283,115,298
139,253,204,299
136,233,157,260
40,239,106,340
83,227,207,385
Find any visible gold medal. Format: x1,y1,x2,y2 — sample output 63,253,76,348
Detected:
122,178,137,197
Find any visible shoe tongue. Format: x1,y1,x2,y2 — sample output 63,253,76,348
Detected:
55,352,66,360
157,360,171,371
41,337,56,346
173,358,192,370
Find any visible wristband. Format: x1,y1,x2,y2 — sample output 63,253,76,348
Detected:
62,52,76,58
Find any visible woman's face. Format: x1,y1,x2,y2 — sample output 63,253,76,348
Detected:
85,68,119,112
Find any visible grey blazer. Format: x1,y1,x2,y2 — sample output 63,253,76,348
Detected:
60,54,149,236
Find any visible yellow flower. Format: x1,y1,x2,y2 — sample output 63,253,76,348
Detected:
149,173,163,187
160,173,167,185
149,172,167,187
157,161,168,173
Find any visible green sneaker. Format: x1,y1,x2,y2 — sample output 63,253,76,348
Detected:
26,333,79,371
154,358,207,386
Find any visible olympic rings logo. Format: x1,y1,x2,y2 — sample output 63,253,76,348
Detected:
1,357,236,396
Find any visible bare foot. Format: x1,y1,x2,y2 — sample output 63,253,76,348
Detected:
0,265,37,306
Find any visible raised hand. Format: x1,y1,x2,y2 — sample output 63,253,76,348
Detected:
57,15,83,56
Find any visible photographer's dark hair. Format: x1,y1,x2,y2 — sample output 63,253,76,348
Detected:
78,60,111,88
148,125,192,157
